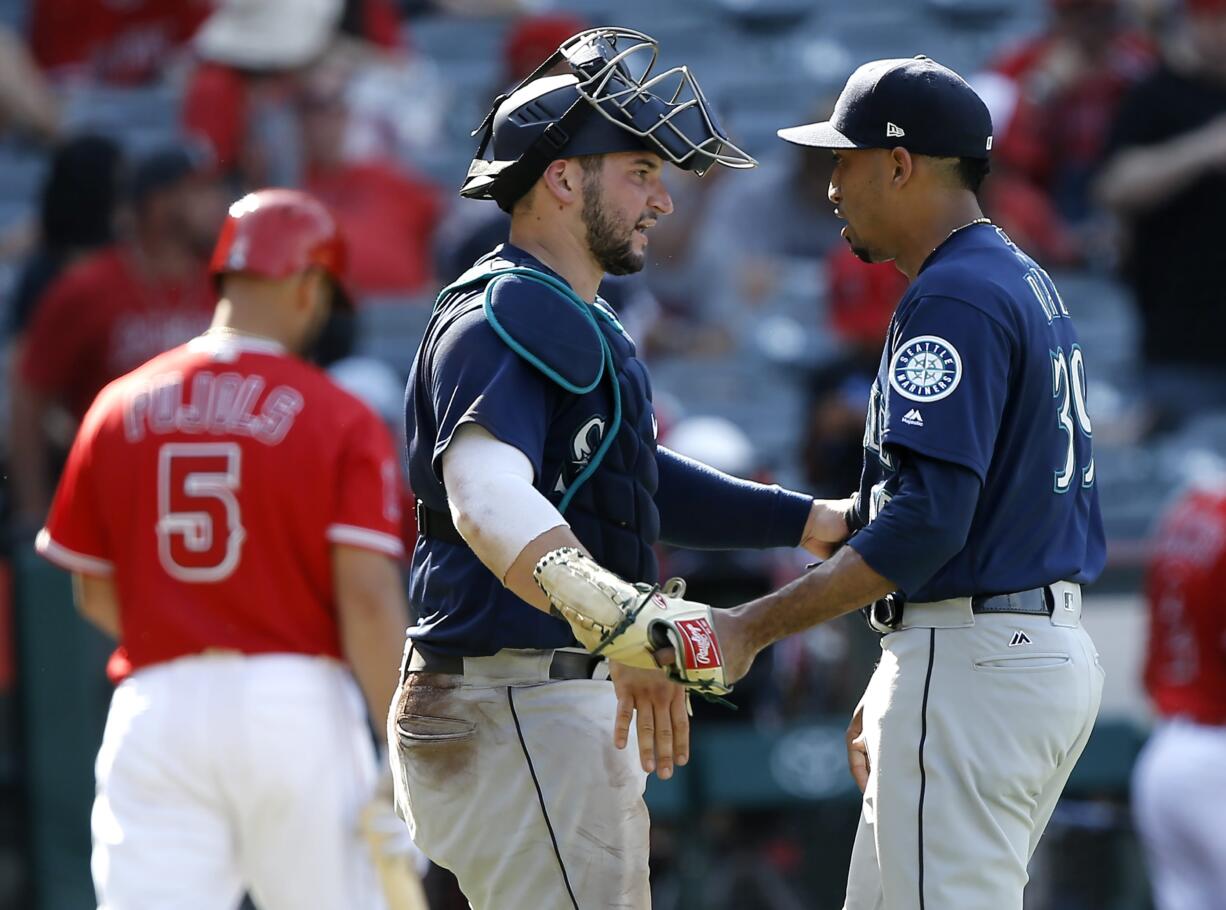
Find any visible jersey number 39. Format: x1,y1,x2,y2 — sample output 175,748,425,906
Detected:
1052,346,1094,493
157,442,246,581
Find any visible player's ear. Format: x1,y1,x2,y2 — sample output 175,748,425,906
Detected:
540,159,580,207
293,269,324,314
890,147,914,188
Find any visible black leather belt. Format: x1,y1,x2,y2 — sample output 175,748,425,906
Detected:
415,501,466,546
868,585,1054,630
971,587,1054,615
405,645,605,680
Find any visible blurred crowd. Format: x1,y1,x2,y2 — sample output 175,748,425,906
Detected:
2,0,1226,907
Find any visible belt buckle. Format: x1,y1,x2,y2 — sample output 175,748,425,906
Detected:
867,593,904,633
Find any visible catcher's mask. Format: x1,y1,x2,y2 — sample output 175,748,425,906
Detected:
460,27,756,212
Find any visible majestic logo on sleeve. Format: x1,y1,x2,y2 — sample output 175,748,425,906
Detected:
889,335,962,403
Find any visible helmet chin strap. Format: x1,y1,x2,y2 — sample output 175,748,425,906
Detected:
493,99,595,212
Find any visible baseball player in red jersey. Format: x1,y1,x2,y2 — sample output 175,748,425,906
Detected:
35,189,410,910
1132,479,1226,910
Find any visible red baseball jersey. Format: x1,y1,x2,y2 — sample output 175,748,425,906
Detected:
1143,485,1226,725
37,333,405,671
20,247,214,420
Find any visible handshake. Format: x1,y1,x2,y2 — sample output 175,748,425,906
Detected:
533,547,733,698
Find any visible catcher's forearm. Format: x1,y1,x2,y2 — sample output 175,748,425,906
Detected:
505,526,589,614
729,545,896,655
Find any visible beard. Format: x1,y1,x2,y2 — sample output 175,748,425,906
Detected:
582,174,645,276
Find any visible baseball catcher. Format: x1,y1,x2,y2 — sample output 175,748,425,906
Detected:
389,26,826,909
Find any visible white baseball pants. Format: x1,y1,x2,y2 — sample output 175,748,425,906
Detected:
388,650,650,910
844,584,1104,910
92,653,386,910
1132,719,1226,910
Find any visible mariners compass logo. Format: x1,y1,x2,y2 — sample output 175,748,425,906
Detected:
889,335,962,403
554,415,606,494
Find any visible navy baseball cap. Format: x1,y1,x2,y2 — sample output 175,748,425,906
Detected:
778,56,993,159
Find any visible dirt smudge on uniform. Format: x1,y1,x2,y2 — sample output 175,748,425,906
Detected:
395,676,477,782
601,735,632,789
576,824,626,860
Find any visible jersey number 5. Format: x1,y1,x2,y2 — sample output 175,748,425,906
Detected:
157,442,246,581
1052,346,1094,493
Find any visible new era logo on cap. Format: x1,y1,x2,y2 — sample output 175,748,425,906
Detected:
886,122,905,138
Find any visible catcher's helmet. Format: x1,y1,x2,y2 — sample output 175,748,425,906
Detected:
209,188,352,309
461,27,756,212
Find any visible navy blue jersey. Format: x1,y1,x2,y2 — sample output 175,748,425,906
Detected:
404,244,661,656
851,223,1106,601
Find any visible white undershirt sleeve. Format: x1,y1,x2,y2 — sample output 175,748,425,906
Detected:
440,422,569,581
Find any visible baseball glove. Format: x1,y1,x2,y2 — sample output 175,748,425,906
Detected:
533,547,732,697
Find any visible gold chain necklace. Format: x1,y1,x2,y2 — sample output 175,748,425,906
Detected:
944,217,992,243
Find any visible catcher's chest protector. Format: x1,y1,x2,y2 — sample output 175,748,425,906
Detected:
441,257,661,585
548,324,660,585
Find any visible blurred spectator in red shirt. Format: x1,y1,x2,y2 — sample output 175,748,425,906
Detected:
183,0,404,187
29,0,211,85
300,69,441,298
8,143,225,533
981,0,1156,263
503,13,587,82
184,0,345,187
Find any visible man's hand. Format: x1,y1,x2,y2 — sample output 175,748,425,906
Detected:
800,497,854,560
845,700,870,793
652,607,758,691
703,610,756,686
610,661,690,780
533,548,732,697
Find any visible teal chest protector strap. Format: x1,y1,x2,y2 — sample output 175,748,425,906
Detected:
434,266,624,514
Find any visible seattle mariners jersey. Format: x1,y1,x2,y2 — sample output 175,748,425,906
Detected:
404,243,661,656
37,333,405,671
857,222,1106,601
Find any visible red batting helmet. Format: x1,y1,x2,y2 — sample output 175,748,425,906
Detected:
209,188,352,309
